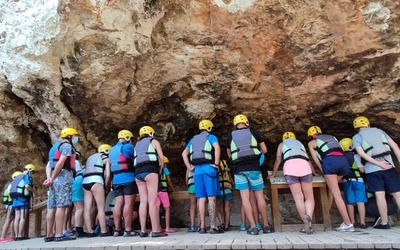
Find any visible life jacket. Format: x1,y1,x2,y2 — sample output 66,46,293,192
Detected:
2,182,12,205
10,174,30,198
219,161,232,190
315,134,343,160
359,128,391,158
343,151,361,179
84,152,105,179
49,141,76,171
110,143,134,174
230,128,261,163
134,137,158,166
189,133,213,164
187,171,194,189
159,170,169,192
282,138,309,162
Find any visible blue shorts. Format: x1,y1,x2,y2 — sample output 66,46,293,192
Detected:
284,174,313,184
322,155,349,176
194,172,220,198
72,175,84,202
12,196,30,209
342,179,367,204
217,188,233,201
234,171,265,191
135,172,152,182
366,168,400,193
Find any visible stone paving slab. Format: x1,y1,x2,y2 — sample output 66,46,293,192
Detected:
2,227,400,249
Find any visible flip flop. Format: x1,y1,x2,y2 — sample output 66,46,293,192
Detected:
300,227,314,234
302,215,312,234
0,238,14,242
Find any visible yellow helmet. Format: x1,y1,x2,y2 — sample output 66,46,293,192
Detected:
118,129,133,139
12,171,23,179
307,126,322,137
164,156,169,164
282,131,296,141
339,138,353,151
199,120,214,131
98,144,112,153
353,116,370,129
233,114,249,126
60,128,79,138
24,164,36,172
139,126,155,137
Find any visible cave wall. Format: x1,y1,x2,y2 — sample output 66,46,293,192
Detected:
0,0,399,200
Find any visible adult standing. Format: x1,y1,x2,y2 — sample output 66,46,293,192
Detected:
134,126,167,237
182,120,223,234
43,127,79,242
270,132,315,234
307,126,354,232
109,130,139,237
352,116,400,229
82,144,112,236
227,114,272,235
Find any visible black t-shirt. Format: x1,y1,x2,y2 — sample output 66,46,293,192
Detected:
226,127,264,174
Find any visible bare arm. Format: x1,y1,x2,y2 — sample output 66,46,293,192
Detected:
212,141,221,169
388,137,400,165
166,175,175,192
269,143,283,179
355,146,392,169
152,139,164,169
308,140,322,173
182,148,194,171
259,141,267,154
103,158,111,190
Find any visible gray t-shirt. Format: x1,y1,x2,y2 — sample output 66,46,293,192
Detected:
352,128,394,174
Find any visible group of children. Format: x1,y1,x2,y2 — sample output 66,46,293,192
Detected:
1,115,399,241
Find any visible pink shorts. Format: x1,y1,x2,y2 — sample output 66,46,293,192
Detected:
156,191,170,207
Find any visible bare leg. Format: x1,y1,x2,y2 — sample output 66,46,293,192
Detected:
324,175,351,225
208,196,217,229
240,189,256,228
253,189,268,225
347,205,355,224
145,173,159,232
55,207,67,237
45,208,55,237
113,196,124,232
375,191,388,225
189,194,196,227
198,198,207,229
136,179,148,232
92,184,107,233
83,189,94,233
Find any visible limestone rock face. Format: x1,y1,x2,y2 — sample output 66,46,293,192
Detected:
0,0,399,193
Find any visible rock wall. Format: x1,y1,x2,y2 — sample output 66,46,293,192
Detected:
0,0,399,212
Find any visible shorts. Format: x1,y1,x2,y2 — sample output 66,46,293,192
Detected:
234,171,265,191
217,188,233,201
342,179,367,204
82,183,97,191
12,196,30,209
48,169,73,209
194,172,220,198
188,184,195,194
366,168,400,193
113,182,138,197
5,205,15,215
135,172,152,182
156,191,171,207
72,176,84,202
322,155,349,176
284,174,313,185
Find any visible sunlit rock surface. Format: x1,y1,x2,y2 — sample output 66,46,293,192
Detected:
0,0,399,203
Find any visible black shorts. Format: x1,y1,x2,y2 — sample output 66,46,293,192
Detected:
113,182,138,197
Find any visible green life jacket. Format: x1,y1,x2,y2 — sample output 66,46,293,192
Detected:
2,182,12,205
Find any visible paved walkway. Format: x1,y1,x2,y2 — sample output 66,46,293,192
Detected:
1,227,400,250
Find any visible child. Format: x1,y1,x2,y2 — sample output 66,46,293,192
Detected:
339,138,368,228
11,164,36,240
185,168,198,232
156,156,177,233
72,151,87,237
216,160,233,231
0,172,20,242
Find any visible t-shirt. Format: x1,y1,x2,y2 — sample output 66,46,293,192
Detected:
185,132,219,175
352,129,394,174
226,127,264,174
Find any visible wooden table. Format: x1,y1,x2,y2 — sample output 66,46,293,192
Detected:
267,172,331,232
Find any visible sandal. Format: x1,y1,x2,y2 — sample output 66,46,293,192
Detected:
44,236,54,242
209,227,224,234
139,231,148,238
54,235,76,241
123,230,139,237
300,227,314,234
302,215,312,234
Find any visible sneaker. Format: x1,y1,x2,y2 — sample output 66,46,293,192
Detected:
188,226,197,233
247,227,259,235
374,223,390,229
150,231,168,237
336,222,355,232
199,228,207,234
209,228,224,234
75,231,88,237
123,230,139,237
358,224,368,229
256,223,263,230
54,235,76,242
373,217,382,227
262,225,274,234
99,232,113,237
239,224,247,231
